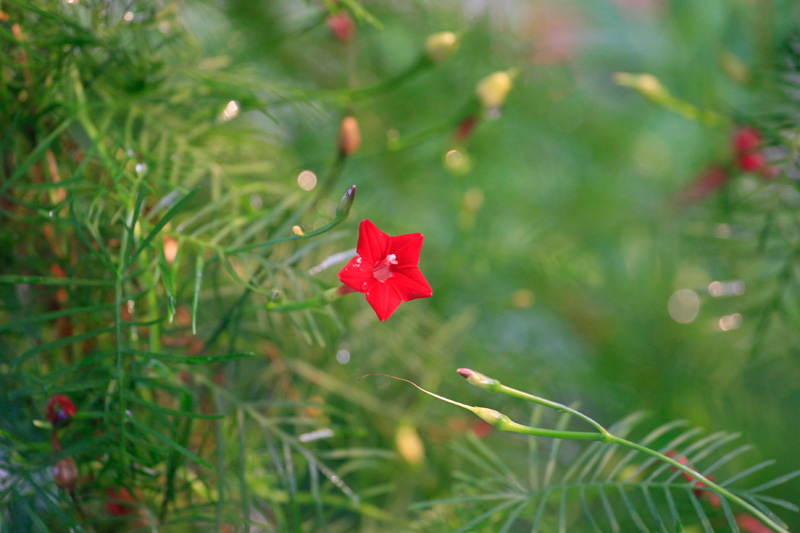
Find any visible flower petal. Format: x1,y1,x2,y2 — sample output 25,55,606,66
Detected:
388,232,424,266
338,256,375,294
365,281,403,321
357,219,390,264
390,267,432,300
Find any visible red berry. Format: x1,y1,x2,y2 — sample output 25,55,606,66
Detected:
737,151,766,172
733,127,762,153
46,394,76,429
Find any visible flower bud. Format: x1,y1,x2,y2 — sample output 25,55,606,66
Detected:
52,457,78,491
335,185,357,219
292,225,304,236
613,72,668,101
424,31,459,63
269,289,282,302
457,368,501,392
338,116,361,156
326,12,355,43
472,407,506,427
46,394,76,429
395,424,425,466
476,71,513,110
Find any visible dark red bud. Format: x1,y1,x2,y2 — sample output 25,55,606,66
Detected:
52,457,78,491
46,394,76,429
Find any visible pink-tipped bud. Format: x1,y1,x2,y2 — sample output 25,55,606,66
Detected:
338,116,361,156
46,394,76,429
52,457,78,491
336,185,357,219
327,12,355,43
733,127,762,153
457,368,501,392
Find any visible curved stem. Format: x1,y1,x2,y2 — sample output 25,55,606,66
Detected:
497,384,609,438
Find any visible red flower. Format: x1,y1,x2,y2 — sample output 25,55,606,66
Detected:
733,127,762,153
665,450,721,507
338,220,432,321
46,394,76,429
326,12,355,43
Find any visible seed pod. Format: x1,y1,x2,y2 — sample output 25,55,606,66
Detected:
424,31,459,63
46,394,76,429
338,116,361,156
52,457,78,491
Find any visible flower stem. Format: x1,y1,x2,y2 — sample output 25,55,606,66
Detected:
605,434,787,533
454,368,788,533
266,285,351,312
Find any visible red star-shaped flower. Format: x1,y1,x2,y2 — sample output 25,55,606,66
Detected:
338,219,432,321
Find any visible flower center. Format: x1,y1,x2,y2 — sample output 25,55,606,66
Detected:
373,253,398,282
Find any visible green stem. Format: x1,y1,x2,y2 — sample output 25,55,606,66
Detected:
496,383,609,438
607,435,787,533
266,286,348,312
456,369,788,533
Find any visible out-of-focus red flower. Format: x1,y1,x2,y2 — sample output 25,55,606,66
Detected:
737,151,767,172
679,165,729,203
106,487,137,516
46,394,76,429
338,220,432,321
327,11,355,43
734,127,762,153
665,450,721,507
736,513,774,533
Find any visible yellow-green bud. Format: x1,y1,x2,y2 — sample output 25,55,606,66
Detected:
476,71,513,110
472,407,506,427
613,72,668,101
424,31,459,63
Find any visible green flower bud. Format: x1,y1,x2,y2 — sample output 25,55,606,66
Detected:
336,185,357,219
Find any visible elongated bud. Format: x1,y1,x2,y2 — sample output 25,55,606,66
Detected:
476,71,514,110
46,394,76,429
336,185,357,219
457,368,501,392
52,457,78,491
424,31,459,63
613,72,668,101
472,407,507,427
338,116,361,156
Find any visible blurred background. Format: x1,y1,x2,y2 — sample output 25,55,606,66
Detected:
3,0,800,530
